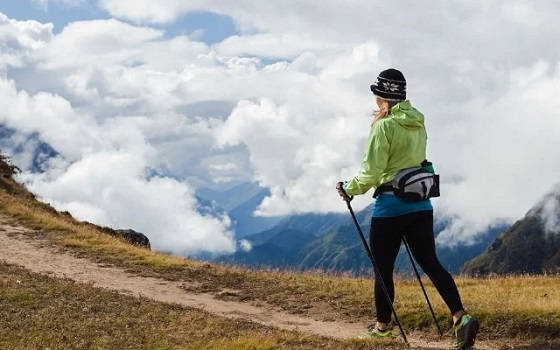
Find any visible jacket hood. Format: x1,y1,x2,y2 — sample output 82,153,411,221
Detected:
389,100,424,129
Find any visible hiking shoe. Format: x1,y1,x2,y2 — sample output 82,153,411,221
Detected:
358,325,393,339
452,314,479,350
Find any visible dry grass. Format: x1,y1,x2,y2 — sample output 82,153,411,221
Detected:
0,262,400,350
1,184,560,341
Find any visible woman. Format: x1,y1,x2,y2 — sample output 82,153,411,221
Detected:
336,68,478,350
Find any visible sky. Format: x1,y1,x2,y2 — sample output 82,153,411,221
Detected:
1,0,559,255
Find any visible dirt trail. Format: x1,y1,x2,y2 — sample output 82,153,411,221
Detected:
0,214,506,349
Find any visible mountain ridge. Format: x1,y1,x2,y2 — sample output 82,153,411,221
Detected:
221,204,505,275
462,186,560,275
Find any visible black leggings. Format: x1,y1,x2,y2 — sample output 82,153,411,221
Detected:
369,210,464,323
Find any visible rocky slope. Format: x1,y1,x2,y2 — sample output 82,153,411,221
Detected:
462,185,560,275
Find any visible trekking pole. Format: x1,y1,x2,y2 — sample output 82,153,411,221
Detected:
344,200,409,346
402,237,443,338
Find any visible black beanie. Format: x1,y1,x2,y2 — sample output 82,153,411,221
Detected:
370,68,406,101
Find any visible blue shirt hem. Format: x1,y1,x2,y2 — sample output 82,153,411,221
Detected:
371,194,433,218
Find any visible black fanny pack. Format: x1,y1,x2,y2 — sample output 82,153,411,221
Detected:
373,160,440,202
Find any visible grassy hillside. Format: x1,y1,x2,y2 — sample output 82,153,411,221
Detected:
0,263,390,350
1,154,559,347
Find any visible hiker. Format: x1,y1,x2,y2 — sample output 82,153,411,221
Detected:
336,69,479,349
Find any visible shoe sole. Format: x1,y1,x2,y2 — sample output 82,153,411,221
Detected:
462,318,479,349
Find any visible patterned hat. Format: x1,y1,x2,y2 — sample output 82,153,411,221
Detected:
370,68,406,101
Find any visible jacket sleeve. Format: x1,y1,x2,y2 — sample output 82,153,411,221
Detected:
343,120,390,196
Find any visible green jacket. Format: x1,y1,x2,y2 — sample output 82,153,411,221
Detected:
344,100,428,196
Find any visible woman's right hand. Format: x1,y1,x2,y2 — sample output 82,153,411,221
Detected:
336,182,353,202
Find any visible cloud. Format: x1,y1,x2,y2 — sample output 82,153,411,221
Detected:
501,1,539,27
239,239,252,252
21,151,235,255
527,183,560,237
0,78,102,161
38,19,164,69
0,12,53,69
31,0,86,10
0,14,237,255
216,43,384,215
435,61,560,245
540,194,560,236
3,1,560,252
96,0,201,24
0,73,236,255
215,33,342,60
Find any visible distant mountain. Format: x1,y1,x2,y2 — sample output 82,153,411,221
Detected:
221,204,504,275
197,182,282,237
197,183,371,238
224,229,317,268
228,187,283,237
197,182,266,211
434,224,506,273
195,195,227,217
462,186,560,275
219,204,371,272
0,125,58,173
296,224,372,273
267,209,364,238
246,203,373,241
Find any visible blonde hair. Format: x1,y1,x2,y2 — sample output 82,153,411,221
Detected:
374,98,400,123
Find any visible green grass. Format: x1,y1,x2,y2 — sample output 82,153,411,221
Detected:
1,174,560,343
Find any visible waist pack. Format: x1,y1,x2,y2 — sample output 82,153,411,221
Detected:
373,160,440,202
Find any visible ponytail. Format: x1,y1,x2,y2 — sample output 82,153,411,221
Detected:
374,99,400,123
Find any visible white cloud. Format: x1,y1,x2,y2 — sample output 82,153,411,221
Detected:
21,151,235,255
501,1,538,27
0,12,53,69
3,1,560,252
215,33,342,60
0,73,236,255
435,61,560,245
239,239,252,252
31,0,86,9
541,194,560,236
526,184,560,237
0,14,236,256
39,19,164,69
217,94,376,216
0,78,103,161
214,42,384,215
97,0,197,24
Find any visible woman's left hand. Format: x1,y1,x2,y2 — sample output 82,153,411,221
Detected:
336,182,353,202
